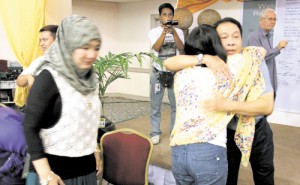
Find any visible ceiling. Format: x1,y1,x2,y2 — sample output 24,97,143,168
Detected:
94,0,149,2
91,0,260,3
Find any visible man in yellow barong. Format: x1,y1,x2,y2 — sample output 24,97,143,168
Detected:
164,17,274,185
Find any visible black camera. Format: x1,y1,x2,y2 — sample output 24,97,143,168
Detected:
164,20,178,26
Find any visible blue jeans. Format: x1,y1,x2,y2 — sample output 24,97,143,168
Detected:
172,143,228,185
26,171,97,185
26,172,39,185
150,68,176,137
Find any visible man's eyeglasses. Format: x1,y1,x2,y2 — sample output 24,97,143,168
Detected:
264,17,278,22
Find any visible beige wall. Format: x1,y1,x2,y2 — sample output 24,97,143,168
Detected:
72,0,174,97
46,0,72,25
72,0,118,55
0,0,242,95
78,0,242,98
0,0,71,61
105,0,176,96
71,1,300,127
1,0,298,126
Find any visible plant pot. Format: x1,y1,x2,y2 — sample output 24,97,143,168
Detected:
97,115,116,143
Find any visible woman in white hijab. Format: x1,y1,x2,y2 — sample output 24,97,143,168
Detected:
24,15,102,185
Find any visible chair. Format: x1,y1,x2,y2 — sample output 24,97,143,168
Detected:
0,104,26,185
100,128,153,185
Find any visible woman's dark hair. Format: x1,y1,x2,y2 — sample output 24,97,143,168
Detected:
158,3,174,15
184,24,227,62
213,17,243,36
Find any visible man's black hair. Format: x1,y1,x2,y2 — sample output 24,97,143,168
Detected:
213,17,243,36
39,25,59,39
184,24,227,63
158,3,174,15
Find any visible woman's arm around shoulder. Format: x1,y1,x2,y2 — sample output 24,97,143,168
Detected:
164,55,198,71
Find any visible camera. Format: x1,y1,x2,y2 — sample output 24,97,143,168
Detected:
164,20,178,26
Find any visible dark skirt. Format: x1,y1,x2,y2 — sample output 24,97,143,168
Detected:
0,175,25,185
26,171,97,185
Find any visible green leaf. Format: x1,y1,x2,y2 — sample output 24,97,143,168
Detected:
93,51,162,97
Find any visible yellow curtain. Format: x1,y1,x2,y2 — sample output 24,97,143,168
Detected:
0,0,45,107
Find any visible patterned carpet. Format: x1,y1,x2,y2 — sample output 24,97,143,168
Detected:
102,97,170,124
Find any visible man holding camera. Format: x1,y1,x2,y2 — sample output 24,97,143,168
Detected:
148,3,184,145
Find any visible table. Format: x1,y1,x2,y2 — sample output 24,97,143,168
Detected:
0,80,16,104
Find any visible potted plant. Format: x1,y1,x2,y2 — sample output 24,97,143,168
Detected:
93,51,162,139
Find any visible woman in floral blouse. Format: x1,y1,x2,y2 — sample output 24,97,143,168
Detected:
164,22,270,185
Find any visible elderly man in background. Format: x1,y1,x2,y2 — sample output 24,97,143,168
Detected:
247,8,288,99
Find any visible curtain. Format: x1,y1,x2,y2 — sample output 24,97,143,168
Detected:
0,0,45,107
176,0,244,13
176,0,218,13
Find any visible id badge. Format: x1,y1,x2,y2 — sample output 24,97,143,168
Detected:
155,82,161,94
99,117,106,128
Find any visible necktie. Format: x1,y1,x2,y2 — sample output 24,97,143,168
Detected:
266,33,272,49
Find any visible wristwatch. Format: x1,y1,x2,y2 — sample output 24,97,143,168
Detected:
196,53,204,66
